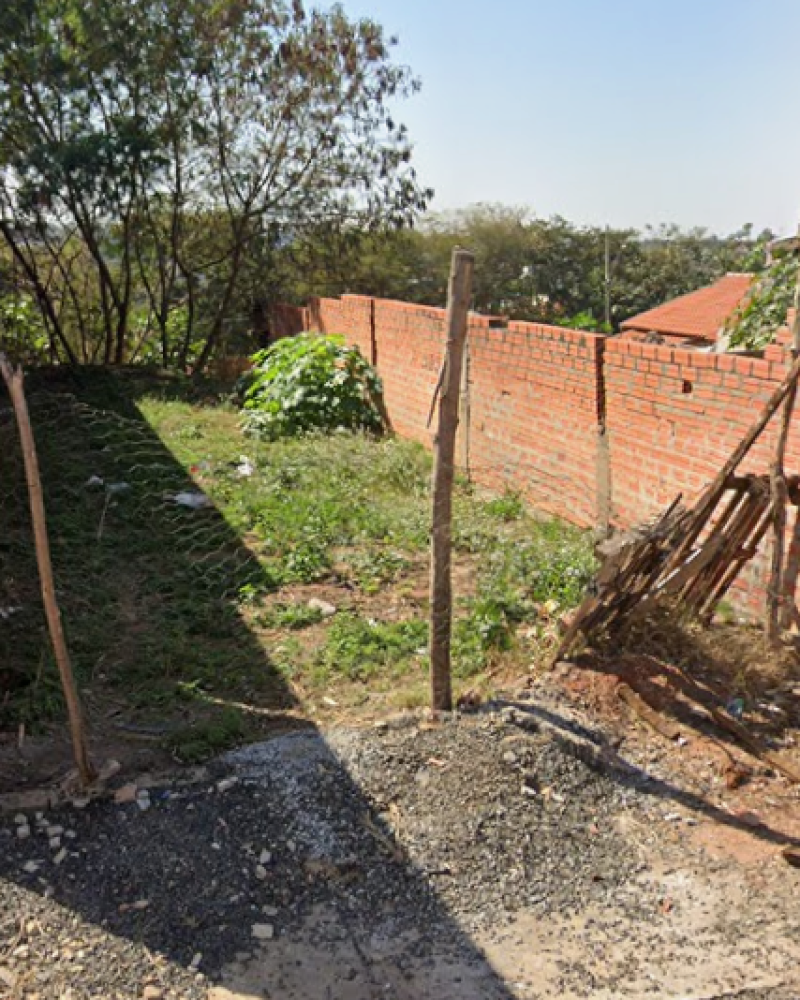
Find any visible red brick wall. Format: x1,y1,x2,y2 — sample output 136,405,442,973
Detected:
305,294,606,528
604,336,796,614
276,294,798,613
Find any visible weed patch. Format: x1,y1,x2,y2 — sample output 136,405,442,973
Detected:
317,613,428,681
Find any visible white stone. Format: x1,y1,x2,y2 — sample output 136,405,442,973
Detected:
251,923,274,941
259,849,272,865
308,598,337,617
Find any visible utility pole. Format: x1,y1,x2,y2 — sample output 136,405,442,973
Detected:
604,226,611,329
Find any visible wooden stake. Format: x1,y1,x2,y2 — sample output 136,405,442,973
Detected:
0,355,96,787
778,249,800,629
429,249,475,712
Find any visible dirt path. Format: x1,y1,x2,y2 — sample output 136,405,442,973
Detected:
2,699,800,999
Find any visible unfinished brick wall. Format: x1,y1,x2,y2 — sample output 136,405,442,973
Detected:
275,293,799,612
604,335,797,614
305,295,606,527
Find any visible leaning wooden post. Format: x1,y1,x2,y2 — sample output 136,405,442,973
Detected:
767,249,800,643
429,249,475,711
0,355,95,786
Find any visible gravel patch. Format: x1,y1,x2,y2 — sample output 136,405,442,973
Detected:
1,705,798,999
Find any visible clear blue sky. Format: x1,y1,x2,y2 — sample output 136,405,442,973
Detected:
336,0,800,235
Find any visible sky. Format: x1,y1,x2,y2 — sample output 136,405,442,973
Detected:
336,0,800,236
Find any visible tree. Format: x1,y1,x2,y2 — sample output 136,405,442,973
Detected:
313,206,770,332
0,0,429,368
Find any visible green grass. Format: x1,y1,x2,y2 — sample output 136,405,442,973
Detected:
1,369,595,755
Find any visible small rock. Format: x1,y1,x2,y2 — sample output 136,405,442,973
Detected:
13,814,27,825
142,987,163,999
114,784,138,804
71,797,91,810
189,953,202,970
8,789,51,811
0,967,17,988
49,837,61,850
255,866,267,880
252,923,275,941
308,598,337,617
262,906,279,917
17,825,31,840
502,751,518,766
259,850,272,865
53,848,67,865
216,777,238,793
97,759,121,782
46,825,64,838
22,861,40,874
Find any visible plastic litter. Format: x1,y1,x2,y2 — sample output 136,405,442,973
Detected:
726,697,745,720
174,490,211,510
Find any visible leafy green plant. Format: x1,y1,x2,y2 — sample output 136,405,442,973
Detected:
318,613,427,681
482,491,525,521
725,255,796,351
0,293,48,361
342,547,412,593
556,311,612,334
258,602,325,630
166,707,248,763
241,334,387,440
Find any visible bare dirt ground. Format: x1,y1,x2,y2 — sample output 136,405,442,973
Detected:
2,678,800,1000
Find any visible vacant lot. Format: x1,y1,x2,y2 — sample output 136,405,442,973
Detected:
0,369,594,781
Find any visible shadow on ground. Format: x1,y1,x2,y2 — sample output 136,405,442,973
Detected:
0,367,299,790
499,693,800,850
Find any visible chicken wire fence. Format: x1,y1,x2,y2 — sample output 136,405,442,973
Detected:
0,379,268,726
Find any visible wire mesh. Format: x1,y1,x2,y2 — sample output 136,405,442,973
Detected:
0,381,272,726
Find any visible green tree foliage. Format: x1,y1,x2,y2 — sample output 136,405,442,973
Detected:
241,333,386,439
725,253,798,351
277,207,770,332
0,0,429,368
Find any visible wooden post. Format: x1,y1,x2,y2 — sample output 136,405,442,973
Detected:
429,249,475,712
767,249,800,641
0,355,95,787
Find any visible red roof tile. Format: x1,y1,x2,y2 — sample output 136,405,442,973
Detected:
620,274,753,341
